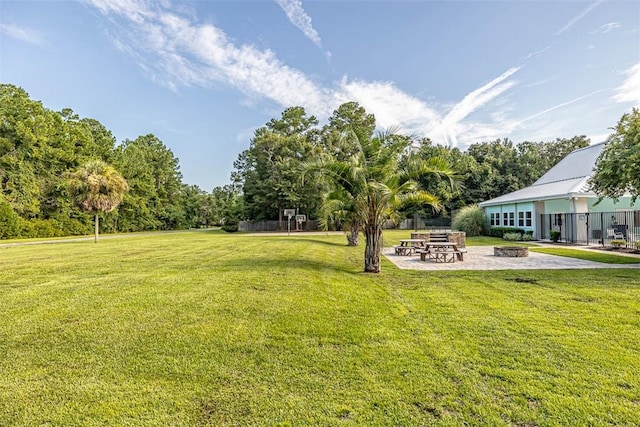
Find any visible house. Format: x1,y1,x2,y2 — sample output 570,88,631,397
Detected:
479,142,640,244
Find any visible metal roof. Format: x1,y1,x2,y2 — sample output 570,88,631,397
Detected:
479,142,605,207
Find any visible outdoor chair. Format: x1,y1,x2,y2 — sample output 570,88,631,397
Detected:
606,228,625,240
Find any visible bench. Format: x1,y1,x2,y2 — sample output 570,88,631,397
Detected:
430,250,458,263
394,245,416,256
419,249,467,262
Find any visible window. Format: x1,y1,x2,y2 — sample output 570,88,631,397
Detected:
489,213,494,226
518,212,524,227
525,211,532,227
503,212,508,226
509,212,515,226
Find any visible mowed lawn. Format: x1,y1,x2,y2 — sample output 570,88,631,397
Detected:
0,231,639,426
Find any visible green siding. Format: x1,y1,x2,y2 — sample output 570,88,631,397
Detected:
544,199,570,213
587,197,640,212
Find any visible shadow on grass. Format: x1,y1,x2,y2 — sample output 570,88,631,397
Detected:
286,238,348,247
211,255,361,275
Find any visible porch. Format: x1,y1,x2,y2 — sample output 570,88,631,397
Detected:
538,210,640,246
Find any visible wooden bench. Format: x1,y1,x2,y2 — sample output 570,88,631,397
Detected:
419,249,467,262
430,250,458,263
394,245,416,256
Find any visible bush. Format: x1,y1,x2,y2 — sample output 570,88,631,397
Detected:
221,218,239,233
221,224,238,232
550,230,561,242
21,219,65,239
503,231,535,241
487,227,526,238
452,205,485,237
520,233,534,241
610,239,626,248
0,199,23,239
503,232,522,241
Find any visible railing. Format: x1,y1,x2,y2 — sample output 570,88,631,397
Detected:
539,210,640,245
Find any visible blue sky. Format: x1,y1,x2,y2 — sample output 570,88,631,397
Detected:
1,0,638,191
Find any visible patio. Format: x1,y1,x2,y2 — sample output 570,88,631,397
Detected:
383,245,640,271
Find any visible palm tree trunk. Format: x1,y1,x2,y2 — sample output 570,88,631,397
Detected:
346,228,359,246
346,220,360,246
94,213,99,243
364,222,382,273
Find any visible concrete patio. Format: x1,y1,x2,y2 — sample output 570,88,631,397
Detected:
383,245,640,271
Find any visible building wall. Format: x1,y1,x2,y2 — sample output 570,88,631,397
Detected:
587,197,640,212
485,202,535,232
544,199,571,213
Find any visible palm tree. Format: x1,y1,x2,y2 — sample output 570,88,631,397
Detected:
318,188,361,246
306,130,457,273
68,160,128,243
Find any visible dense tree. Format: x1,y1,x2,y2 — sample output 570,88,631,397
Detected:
234,107,324,224
0,83,603,241
590,108,640,202
0,84,221,239
210,184,243,227
67,160,128,242
321,101,376,161
111,134,183,231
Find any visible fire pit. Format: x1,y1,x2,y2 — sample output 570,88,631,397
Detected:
494,246,529,257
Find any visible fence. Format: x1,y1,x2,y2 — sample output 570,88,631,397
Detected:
239,216,451,232
239,220,319,232
539,210,640,245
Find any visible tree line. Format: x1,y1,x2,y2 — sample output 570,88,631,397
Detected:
0,84,215,238
1,83,592,240
227,102,590,229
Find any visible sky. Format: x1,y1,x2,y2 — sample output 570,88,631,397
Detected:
1,0,639,191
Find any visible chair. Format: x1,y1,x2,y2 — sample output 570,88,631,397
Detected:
606,228,625,240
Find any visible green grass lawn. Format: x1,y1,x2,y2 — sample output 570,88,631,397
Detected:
1,230,639,425
529,247,640,264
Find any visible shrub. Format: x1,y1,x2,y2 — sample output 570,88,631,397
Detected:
221,218,239,233
452,205,485,237
610,239,626,248
488,227,526,238
503,232,522,241
0,198,23,239
520,233,534,241
550,230,561,242
22,219,65,239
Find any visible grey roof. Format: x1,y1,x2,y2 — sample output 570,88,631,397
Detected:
479,142,605,207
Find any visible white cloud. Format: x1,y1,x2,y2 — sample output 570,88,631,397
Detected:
85,0,526,150
274,0,323,49
86,0,331,111
556,0,604,35
612,63,640,105
438,67,520,147
337,78,441,133
0,23,44,45
591,22,621,34
520,90,603,123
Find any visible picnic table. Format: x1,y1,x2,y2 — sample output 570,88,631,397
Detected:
418,242,467,263
394,239,426,256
